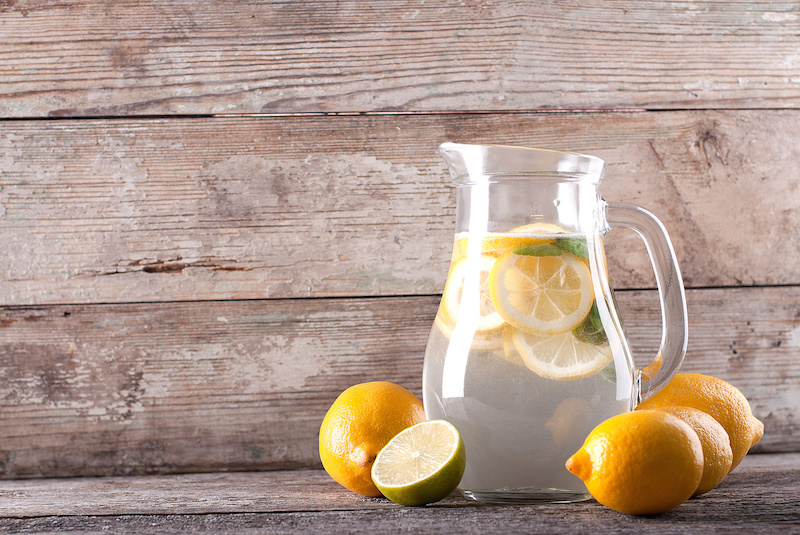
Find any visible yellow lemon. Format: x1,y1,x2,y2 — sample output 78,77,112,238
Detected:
641,353,663,381
546,396,593,448
566,410,703,516
319,382,425,496
489,249,593,336
654,406,733,496
636,373,764,472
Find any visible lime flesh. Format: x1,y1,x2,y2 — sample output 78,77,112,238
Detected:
371,420,466,506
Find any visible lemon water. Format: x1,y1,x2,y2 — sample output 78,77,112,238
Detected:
422,232,635,503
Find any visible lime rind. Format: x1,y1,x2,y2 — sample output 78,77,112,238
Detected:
371,420,466,506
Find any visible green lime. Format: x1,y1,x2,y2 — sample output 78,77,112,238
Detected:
371,420,466,506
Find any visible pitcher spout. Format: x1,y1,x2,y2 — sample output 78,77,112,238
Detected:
436,142,606,185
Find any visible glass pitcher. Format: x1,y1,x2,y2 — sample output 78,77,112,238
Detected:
423,143,688,504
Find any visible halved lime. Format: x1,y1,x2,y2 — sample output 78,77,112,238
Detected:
371,420,466,506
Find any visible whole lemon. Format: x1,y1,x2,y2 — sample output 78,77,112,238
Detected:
637,373,764,472
319,381,425,496
654,406,733,496
565,410,703,516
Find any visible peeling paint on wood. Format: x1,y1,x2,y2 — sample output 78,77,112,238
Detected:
0,111,798,305
2,1,800,116
0,287,796,478
0,0,798,490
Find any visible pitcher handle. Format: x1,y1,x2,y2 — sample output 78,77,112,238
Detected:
604,201,688,402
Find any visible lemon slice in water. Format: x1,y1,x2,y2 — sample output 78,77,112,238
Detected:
512,327,612,380
489,249,593,336
440,254,505,334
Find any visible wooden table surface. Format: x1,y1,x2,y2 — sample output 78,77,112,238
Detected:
1,1,799,532
0,453,797,534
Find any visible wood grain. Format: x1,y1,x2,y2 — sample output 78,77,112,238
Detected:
0,454,796,534
2,1,800,117
0,5,797,525
1,110,798,306
0,286,796,478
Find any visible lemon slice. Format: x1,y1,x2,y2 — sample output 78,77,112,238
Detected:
433,314,504,351
512,327,613,380
488,249,593,336
456,234,555,259
440,254,505,334
371,420,466,506
453,224,565,261
498,324,527,367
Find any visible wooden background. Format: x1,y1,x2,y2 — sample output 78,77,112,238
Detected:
1,0,798,479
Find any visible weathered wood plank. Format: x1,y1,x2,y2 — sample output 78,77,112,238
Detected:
0,296,433,478
0,454,796,534
2,1,800,117
0,469,381,518
0,469,376,518
1,110,798,305
0,286,796,478
617,288,800,455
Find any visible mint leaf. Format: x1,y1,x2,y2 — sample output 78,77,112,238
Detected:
513,244,563,257
572,302,608,346
556,236,589,259
600,365,617,383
